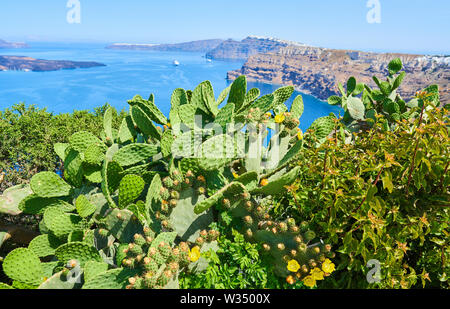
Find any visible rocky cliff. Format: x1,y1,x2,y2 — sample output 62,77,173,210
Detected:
0,39,28,49
228,44,450,102
206,36,305,60
0,56,106,72
106,39,223,53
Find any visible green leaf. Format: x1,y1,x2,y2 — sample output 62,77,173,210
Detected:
382,172,394,193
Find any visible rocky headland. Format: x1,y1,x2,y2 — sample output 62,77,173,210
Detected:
206,36,306,60
225,38,449,102
110,36,448,102
0,55,106,72
0,39,29,49
106,39,224,53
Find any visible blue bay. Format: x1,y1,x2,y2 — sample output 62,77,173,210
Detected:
0,42,341,130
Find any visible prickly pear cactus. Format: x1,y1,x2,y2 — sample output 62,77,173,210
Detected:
328,58,427,133
2,248,44,285
1,76,337,289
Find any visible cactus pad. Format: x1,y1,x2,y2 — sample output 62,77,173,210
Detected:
194,182,246,214
215,103,235,129
0,283,14,289
55,242,102,266
169,187,214,242
64,149,84,187
150,232,178,249
83,144,105,166
161,130,175,157
30,172,72,198
308,116,336,142
0,184,32,215
131,105,161,139
253,166,301,196
105,209,143,243
113,144,159,167
273,86,294,106
347,96,365,120
3,248,44,285
37,271,78,289
76,195,97,218
53,143,69,161
43,207,84,238
82,268,138,289
228,75,247,111
19,194,75,215
83,261,109,282
69,131,105,153
171,88,189,110
28,234,63,257
103,107,114,142
118,174,145,208
118,116,137,144
290,95,304,119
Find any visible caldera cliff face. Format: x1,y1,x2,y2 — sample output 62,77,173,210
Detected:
227,44,449,102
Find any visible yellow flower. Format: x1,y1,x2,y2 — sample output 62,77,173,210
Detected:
322,259,335,274
189,246,201,262
311,267,325,280
232,172,239,179
297,130,303,140
287,260,301,272
265,112,272,118
260,178,269,186
275,114,285,123
303,275,316,288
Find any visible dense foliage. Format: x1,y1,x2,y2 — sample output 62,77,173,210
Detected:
0,103,125,193
275,105,449,288
0,58,448,289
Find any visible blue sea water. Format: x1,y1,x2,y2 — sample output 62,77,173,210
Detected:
0,42,341,130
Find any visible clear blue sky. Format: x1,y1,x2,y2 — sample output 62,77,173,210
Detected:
1,0,449,54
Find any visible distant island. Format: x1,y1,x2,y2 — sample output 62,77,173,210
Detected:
0,39,29,49
0,55,106,72
107,36,449,102
106,39,223,53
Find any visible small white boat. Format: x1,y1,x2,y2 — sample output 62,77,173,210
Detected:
206,58,212,63
173,60,180,66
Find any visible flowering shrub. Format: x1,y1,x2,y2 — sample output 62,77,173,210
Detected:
273,98,449,288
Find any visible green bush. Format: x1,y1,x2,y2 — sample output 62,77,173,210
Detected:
0,103,125,193
274,95,449,288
